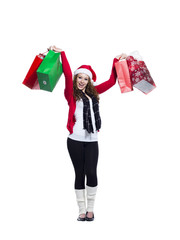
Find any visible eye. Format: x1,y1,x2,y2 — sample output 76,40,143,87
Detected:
85,78,88,81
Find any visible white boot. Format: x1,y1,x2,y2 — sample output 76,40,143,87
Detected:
75,189,86,215
86,185,97,213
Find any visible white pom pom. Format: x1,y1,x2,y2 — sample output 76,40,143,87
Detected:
91,80,97,86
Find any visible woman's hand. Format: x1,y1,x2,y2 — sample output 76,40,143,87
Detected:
116,53,128,60
48,45,63,53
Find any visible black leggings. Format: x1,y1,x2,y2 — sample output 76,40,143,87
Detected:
67,138,99,189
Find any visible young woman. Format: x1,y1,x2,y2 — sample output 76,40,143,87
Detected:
49,46,127,221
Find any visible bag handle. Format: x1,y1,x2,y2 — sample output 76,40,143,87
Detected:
38,50,49,58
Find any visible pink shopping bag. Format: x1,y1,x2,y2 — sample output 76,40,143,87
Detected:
115,59,133,93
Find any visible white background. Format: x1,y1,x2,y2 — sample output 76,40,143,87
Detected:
1,0,180,239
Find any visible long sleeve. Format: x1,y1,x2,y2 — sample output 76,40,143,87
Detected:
61,51,73,104
95,58,118,94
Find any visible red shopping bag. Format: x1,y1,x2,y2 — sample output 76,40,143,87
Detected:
126,51,156,94
115,59,133,93
22,52,46,89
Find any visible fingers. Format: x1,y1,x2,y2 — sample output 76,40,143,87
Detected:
116,53,128,60
54,47,63,52
47,46,62,52
122,53,128,59
47,45,54,51
116,54,122,60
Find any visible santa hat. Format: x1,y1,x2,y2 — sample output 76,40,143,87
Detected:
74,65,97,85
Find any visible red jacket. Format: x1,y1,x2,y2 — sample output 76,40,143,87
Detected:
61,51,118,134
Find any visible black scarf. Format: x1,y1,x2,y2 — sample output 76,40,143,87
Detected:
81,90,101,133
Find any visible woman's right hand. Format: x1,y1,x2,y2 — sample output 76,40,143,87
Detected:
48,45,63,53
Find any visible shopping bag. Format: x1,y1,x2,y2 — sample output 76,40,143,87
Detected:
22,53,45,89
126,51,156,94
36,50,63,92
115,59,133,93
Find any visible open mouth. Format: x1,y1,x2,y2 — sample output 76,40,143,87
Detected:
78,83,85,88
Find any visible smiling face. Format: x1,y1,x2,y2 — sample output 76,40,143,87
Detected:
76,73,89,92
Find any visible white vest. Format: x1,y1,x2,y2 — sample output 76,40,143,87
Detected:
68,98,98,142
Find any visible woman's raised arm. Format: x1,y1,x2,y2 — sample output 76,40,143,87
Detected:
60,51,73,104
95,53,127,94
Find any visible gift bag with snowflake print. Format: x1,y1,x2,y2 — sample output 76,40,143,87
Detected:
126,51,156,94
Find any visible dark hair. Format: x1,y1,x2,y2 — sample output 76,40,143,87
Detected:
73,74,100,102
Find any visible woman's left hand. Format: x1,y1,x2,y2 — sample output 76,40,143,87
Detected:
115,53,128,60
47,45,63,53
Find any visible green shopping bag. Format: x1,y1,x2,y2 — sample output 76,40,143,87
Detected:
37,50,63,92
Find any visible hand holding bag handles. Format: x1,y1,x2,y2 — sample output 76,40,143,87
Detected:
22,48,63,92
115,51,156,94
